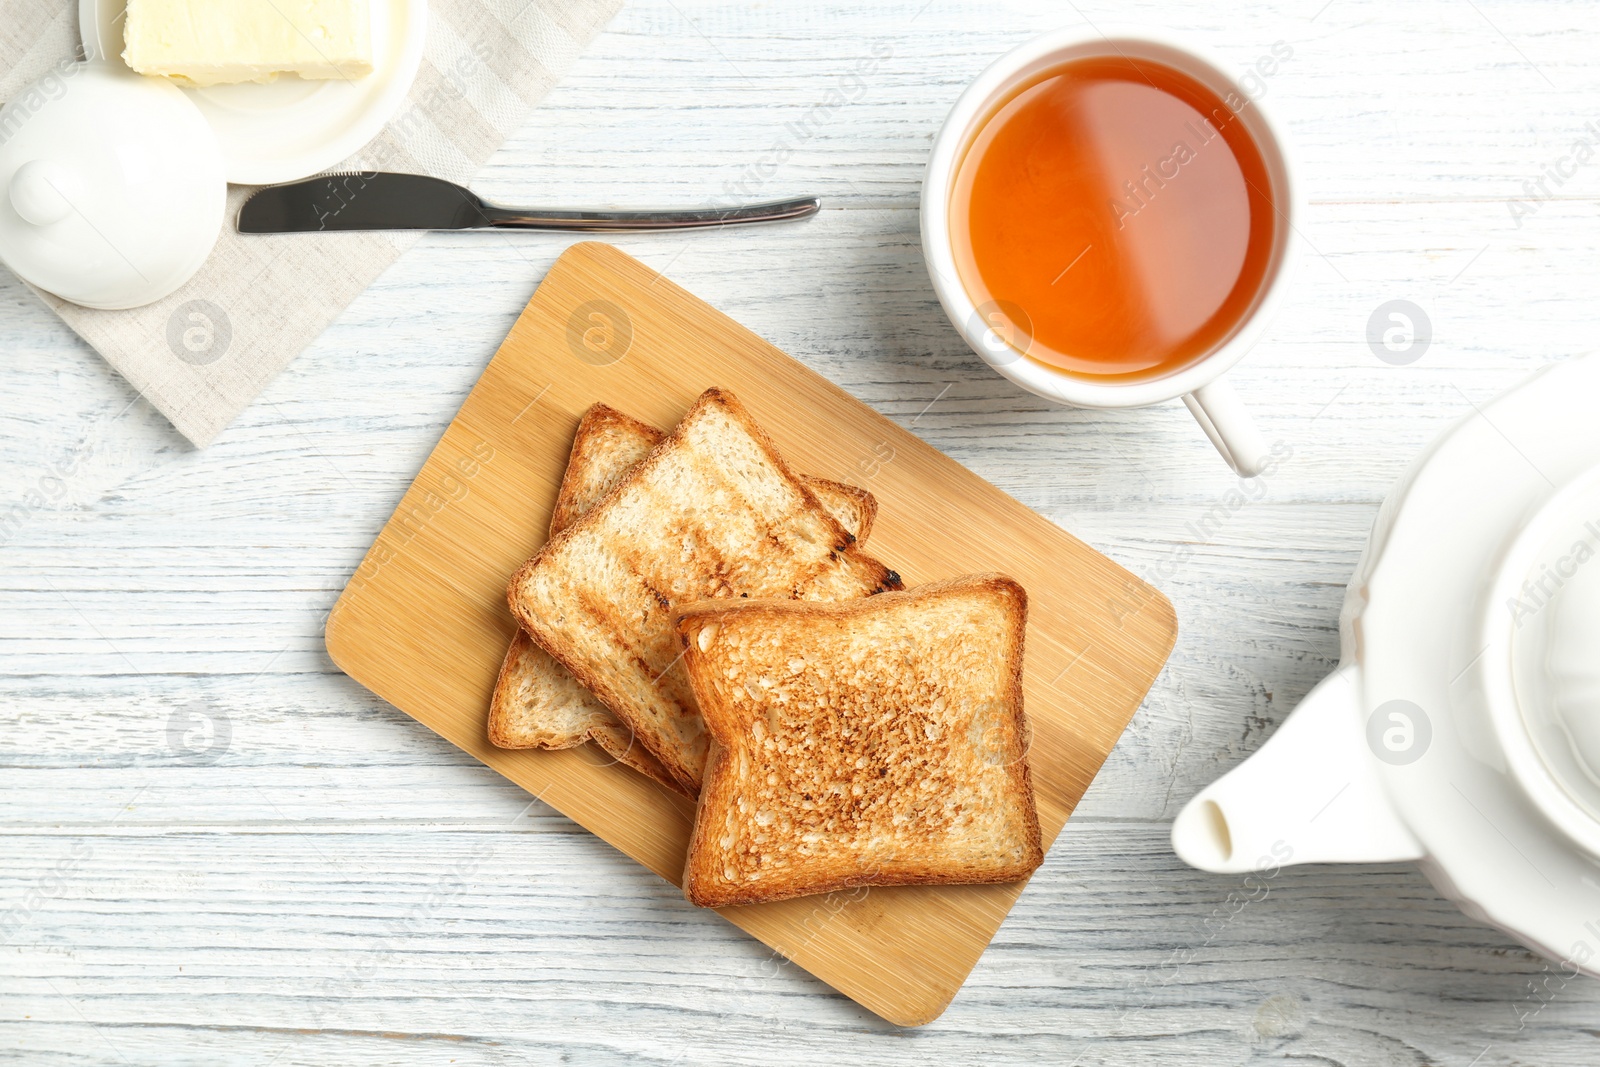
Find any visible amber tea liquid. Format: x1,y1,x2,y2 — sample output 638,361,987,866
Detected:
949,56,1277,381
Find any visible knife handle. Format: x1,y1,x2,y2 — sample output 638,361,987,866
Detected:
479,196,821,231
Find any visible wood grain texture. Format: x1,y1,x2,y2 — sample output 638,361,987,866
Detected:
324,242,1176,1025
6,0,1600,1061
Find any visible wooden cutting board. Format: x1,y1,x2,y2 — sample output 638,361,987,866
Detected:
325,242,1177,1026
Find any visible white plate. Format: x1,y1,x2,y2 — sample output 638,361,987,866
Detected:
79,0,427,185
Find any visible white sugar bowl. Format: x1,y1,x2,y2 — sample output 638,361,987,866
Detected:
0,61,225,309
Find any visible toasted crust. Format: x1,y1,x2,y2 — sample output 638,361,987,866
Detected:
548,404,663,538
796,477,877,544
550,404,877,546
507,388,901,795
587,712,686,788
489,402,878,799
675,574,1042,908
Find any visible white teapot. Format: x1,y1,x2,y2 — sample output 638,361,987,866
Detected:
1174,354,1600,973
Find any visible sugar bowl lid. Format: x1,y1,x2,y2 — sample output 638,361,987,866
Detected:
0,63,225,310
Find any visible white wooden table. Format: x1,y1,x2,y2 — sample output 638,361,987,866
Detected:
5,1,1600,1062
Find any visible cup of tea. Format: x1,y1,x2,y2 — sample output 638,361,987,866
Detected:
921,27,1300,476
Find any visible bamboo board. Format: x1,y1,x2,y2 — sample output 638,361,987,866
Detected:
325,242,1177,1026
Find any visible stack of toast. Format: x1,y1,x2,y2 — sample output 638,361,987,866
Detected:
492,388,1042,907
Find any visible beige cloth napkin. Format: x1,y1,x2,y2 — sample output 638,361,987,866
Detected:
0,0,624,447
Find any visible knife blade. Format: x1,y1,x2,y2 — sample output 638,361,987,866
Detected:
237,173,821,234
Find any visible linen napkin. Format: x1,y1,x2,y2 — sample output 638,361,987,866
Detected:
0,0,624,447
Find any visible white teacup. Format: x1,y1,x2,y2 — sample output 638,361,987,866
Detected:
920,27,1300,476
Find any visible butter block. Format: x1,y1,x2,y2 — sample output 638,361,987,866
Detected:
122,0,373,87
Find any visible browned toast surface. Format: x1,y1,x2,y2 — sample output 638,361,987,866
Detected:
488,403,878,798
675,574,1042,908
506,389,899,794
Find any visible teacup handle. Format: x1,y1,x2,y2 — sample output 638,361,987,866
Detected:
1183,379,1270,477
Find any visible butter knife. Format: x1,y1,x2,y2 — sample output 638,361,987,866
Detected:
237,172,820,234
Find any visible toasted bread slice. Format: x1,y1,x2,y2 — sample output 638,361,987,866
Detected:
675,574,1042,908
488,403,878,797
489,629,683,784
507,388,900,794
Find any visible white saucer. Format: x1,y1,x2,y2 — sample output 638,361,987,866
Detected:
79,0,427,185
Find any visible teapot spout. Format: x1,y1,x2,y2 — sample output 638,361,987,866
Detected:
1172,665,1424,873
